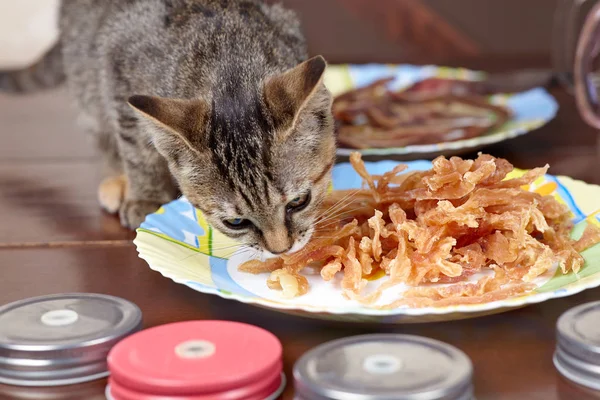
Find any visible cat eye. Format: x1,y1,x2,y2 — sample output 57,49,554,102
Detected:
223,218,251,230
286,192,311,213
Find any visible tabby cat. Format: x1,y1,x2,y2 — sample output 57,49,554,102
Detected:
0,0,336,256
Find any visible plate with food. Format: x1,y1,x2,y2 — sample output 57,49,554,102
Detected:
324,64,558,158
134,153,600,323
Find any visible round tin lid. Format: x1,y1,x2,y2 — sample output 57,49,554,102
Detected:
554,300,600,391
0,293,142,387
107,320,283,399
294,334,473,400
105,373,287,400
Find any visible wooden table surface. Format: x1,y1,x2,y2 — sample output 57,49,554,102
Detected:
1,85,600,400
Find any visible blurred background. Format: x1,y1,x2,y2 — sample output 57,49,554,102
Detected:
0,0,592,71
279,0,559,68
0,0,59,68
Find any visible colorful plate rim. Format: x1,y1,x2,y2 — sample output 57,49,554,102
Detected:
134,161,600,318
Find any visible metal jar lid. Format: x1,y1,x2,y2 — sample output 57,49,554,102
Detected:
0,293,142,387
294,334,473,400
554,300,600,391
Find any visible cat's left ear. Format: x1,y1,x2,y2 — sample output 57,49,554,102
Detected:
264,55,327,131
128,95,209,154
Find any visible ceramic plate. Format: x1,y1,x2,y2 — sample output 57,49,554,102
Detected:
135,161,600,323
324,64,559,158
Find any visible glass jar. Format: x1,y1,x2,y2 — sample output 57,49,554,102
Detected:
555,0,600,128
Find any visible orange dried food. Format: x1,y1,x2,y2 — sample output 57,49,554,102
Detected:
283,245,346,274
238,258,283,274
267,269,309,298
406,154,499,200
479,231,519,264
350,152,378,198
239,152,600,308
574,223,600,253
281,220,359,267
341,237,367,295
389,281,536,308
321,258,343,281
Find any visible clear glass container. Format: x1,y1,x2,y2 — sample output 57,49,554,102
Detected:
554,0,600,128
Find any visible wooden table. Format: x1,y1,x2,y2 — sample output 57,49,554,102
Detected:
1,85,599,400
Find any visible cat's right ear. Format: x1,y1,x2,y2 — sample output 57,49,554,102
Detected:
128,95,208,153
264,55,327,131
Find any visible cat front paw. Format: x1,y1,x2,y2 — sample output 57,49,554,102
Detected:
119,199,162,229
98,175,127,214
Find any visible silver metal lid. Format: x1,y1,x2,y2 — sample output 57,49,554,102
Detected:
294,334,473,400
554,300,600,391
0,293,142,387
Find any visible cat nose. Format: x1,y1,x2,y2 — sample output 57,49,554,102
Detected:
262,226,292,255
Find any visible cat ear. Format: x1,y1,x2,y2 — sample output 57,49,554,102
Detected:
128,95,208,152
264,55,327,130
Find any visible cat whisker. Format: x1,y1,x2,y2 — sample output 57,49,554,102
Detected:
209,239,245,245
209,243,247,252
321,201,370,218
315,206,370,227
173,240,258,262
223,249,251,258
320,189,363,212
321,208,368,222
316,212,357,227
177,250,208,262
225,246,260,260
315,201,365,227
309,233,346,238
211,243,245,249
318,189,361,215
316,190,361,222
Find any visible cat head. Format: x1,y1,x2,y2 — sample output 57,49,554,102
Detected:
129,56,335,256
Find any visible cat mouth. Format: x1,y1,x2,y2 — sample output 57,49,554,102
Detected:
261,246,300,259
288,240,308,254
288,227,314,255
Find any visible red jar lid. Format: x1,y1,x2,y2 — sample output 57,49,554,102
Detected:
107,320,283,399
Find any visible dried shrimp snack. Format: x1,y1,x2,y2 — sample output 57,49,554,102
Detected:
239,152,600,308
